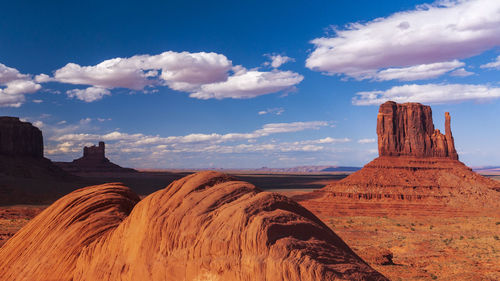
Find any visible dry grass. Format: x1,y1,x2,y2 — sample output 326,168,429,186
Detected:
321,215,500,280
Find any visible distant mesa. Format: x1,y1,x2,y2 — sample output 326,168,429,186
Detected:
55,141,136,174
0,116,43,158
298,101,500,214
0,117,74,204
0,171,387,281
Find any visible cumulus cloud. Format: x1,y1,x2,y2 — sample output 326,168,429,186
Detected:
306,0,500,80
53,51,231,91
0,63,42,107
66,87,111,102
353,83,500,105
190,70,303,99
44,51,303,101
264,54,295,68
480,55,500,69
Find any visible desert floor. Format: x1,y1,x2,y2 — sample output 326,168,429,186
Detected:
1,171,499,280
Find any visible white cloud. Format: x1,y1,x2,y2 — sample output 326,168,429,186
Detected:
264,54,295,68
66,87,111,102
34,73,55,83
0,63,42,107
53,52,231,90
306,0,500,80
32,99,43,103
480,55,500,69
258,107,285,115
373,60,464,81
190,70,303,99
353,83,500,105
45,51,303,101
449,68,474,77
51,120,329,144
358,138,376,144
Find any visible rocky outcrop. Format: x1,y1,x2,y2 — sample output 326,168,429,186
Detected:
0,183,140,281
0,171,387,281
297,101,500,216
377,101,458,160
55,142,136,174
0,117,43,158
0,117,74,204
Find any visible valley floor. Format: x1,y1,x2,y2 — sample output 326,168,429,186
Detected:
1,172,499,280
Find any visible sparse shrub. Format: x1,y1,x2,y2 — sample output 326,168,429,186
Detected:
396,223,401,227
431,274,438,280
430,225,434,230
496,221,500,225
460,236,464,240
494,235,499,241
411,227,415,231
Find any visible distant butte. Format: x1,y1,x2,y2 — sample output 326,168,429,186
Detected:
55,141,136,174
296,101,500,215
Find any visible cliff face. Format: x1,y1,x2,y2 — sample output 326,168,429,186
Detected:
0,117,43,158
377,101,458,160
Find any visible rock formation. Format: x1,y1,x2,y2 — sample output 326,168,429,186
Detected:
0,171,387,281
55,142,136,174
377,101,458,159
296,101,500,215
0,117,74,204
0,117,43,158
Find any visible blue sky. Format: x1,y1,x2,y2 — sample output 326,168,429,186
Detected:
1,0,499,169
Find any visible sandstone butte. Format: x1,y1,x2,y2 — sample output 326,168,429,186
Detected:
55,141,137,174
0,116,67,178
298,101,500,215
0,171,387,281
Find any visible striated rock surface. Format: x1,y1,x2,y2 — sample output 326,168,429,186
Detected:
0,117,43,158
55,141,136,174
377,101,458,160
0,171,387,281
0,183,139,281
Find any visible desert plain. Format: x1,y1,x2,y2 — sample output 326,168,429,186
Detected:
1,170,499,280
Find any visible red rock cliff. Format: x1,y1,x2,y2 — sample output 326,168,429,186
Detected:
0,117,43,158
377,101,458,160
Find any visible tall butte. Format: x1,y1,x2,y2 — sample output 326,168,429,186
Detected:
377,101,458,159
297,101,500,215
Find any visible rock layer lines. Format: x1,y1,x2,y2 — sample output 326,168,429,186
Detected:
0,171,387,281
377,101,458,159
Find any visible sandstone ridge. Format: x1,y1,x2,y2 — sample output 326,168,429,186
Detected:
0,171,387,281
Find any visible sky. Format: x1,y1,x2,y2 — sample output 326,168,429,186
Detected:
1,0,500,169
